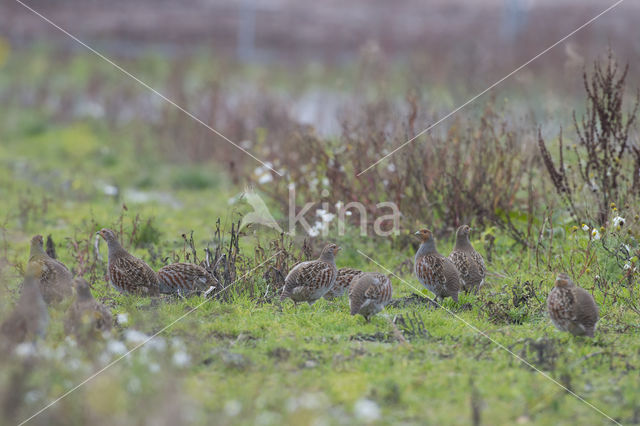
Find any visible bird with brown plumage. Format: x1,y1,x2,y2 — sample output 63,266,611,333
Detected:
158,262,219,295
64,278,113,343
28,234,73,305
97,228,160,296
281,243,340,305
448,225,486,294
414,229,460,303
324,267,363,299
349,272,393,321
547,273,599,337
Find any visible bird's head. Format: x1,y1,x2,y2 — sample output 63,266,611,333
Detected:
414,229,434,243
555,273,573,288
31,234,44,248
97,228,117,243
456,225,472,238
321,243,341,259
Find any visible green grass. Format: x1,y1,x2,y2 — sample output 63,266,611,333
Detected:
1,49,639,426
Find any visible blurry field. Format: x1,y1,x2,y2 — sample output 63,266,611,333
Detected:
2,1,640,425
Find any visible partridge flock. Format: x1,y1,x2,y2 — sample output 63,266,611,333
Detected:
0,222,603,354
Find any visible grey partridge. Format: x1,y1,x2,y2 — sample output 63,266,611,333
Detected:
414,229,460,303
158,263,219,295
281,243,340,305
348,272,393,321
448,225,486,293
64,278,113,342
28,234,73,305
324,267,363,299
97,228,160,296
547,273,599,337
1,263,49,352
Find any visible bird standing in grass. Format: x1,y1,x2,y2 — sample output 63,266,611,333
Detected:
1,264,49,352
414,229,460,303
281,243,340,304
349,272,393,321
547,273,599,337
64,278,113,343
158,263,219,295
97,228,160,296
28,234,73,305
448,225,486,294
324,267,363,299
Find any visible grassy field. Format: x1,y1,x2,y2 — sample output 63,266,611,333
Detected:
1,44,640,426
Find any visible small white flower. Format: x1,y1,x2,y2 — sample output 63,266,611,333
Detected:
116,313,129,325
354,398,381,422
387,163,396,173
582,224,589,231
14,342,37,358
624,262,632,270
107,340,127,355
258,173,273,184
591,229,601,240
172,350,191,367
612,216,625,228
24,390,43,404
124,329,149,344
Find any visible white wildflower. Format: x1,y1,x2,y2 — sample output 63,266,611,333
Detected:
14,342,37,358
354,398,381,422
316,209,335,223
116,313,129,325
107,340,127,355
124,329,149,345
172,350,191,367
387,163,396,173
612,216,625,228
146,337,167,352
624,262,631,270
582,224,589,231
258,173,273,184
24,390,43,404
591,229,601,240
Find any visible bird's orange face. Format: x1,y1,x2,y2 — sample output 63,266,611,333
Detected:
414,229,433,242
97,228,115,241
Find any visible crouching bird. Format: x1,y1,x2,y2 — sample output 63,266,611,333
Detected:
157,262,219,296
281,243,340,305
65,278,113,343
547,273,599,337
349,272,393,321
